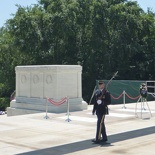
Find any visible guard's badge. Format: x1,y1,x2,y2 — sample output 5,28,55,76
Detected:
97,100,102,105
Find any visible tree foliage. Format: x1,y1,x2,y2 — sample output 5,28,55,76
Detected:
0,0,155,102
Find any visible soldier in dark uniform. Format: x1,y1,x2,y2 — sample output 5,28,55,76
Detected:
92,81,111,144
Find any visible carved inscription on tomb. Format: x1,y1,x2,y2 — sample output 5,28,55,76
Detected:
46,75,52,84
21,75,27,84
33,74,39,84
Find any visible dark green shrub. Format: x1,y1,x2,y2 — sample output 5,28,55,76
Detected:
0,97,10,111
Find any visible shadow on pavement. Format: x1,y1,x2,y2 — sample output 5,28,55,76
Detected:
17,126,155,155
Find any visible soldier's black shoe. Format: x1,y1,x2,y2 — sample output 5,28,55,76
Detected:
101,139,108,142
92,139,101,144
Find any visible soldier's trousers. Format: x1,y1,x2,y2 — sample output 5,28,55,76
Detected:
96,114,107,141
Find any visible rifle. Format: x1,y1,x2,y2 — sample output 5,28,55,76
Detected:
102,71,118,94
97,71,118,104
89,71,118,104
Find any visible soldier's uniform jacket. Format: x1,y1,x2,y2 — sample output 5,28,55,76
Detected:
92,89,111,115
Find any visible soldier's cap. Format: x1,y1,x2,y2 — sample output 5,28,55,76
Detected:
98,81,104,85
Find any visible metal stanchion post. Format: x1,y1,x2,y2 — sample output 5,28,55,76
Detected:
44,98,49,119
66,96,71,122
122,90,126,109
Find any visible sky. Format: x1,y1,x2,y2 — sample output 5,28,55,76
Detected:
0,0,38,27
0,0,155,28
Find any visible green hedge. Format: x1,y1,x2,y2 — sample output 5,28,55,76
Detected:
0,97,10,111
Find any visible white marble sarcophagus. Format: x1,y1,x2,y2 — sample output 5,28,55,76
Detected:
7,65,87,116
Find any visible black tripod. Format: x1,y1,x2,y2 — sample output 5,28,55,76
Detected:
135,96,152,119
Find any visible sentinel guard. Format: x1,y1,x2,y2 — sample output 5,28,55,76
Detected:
92,81,111,144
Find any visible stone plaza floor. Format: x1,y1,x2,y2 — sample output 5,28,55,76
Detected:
0,101,155,155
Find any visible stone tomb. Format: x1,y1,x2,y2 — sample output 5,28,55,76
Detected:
7,65,87,116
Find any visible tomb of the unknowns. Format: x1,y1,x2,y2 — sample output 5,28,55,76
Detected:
7,65,87,116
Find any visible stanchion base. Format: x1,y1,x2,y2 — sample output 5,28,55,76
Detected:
44,115,50,119
65,118,71,122
66,113,71,116
122,106,127,109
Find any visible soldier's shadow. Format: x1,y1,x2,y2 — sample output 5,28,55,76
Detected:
17,126,155,155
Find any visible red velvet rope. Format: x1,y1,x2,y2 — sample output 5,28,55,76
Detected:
125,93,140,100
47,97,67,106
110,92,140,100
110,93,123,100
